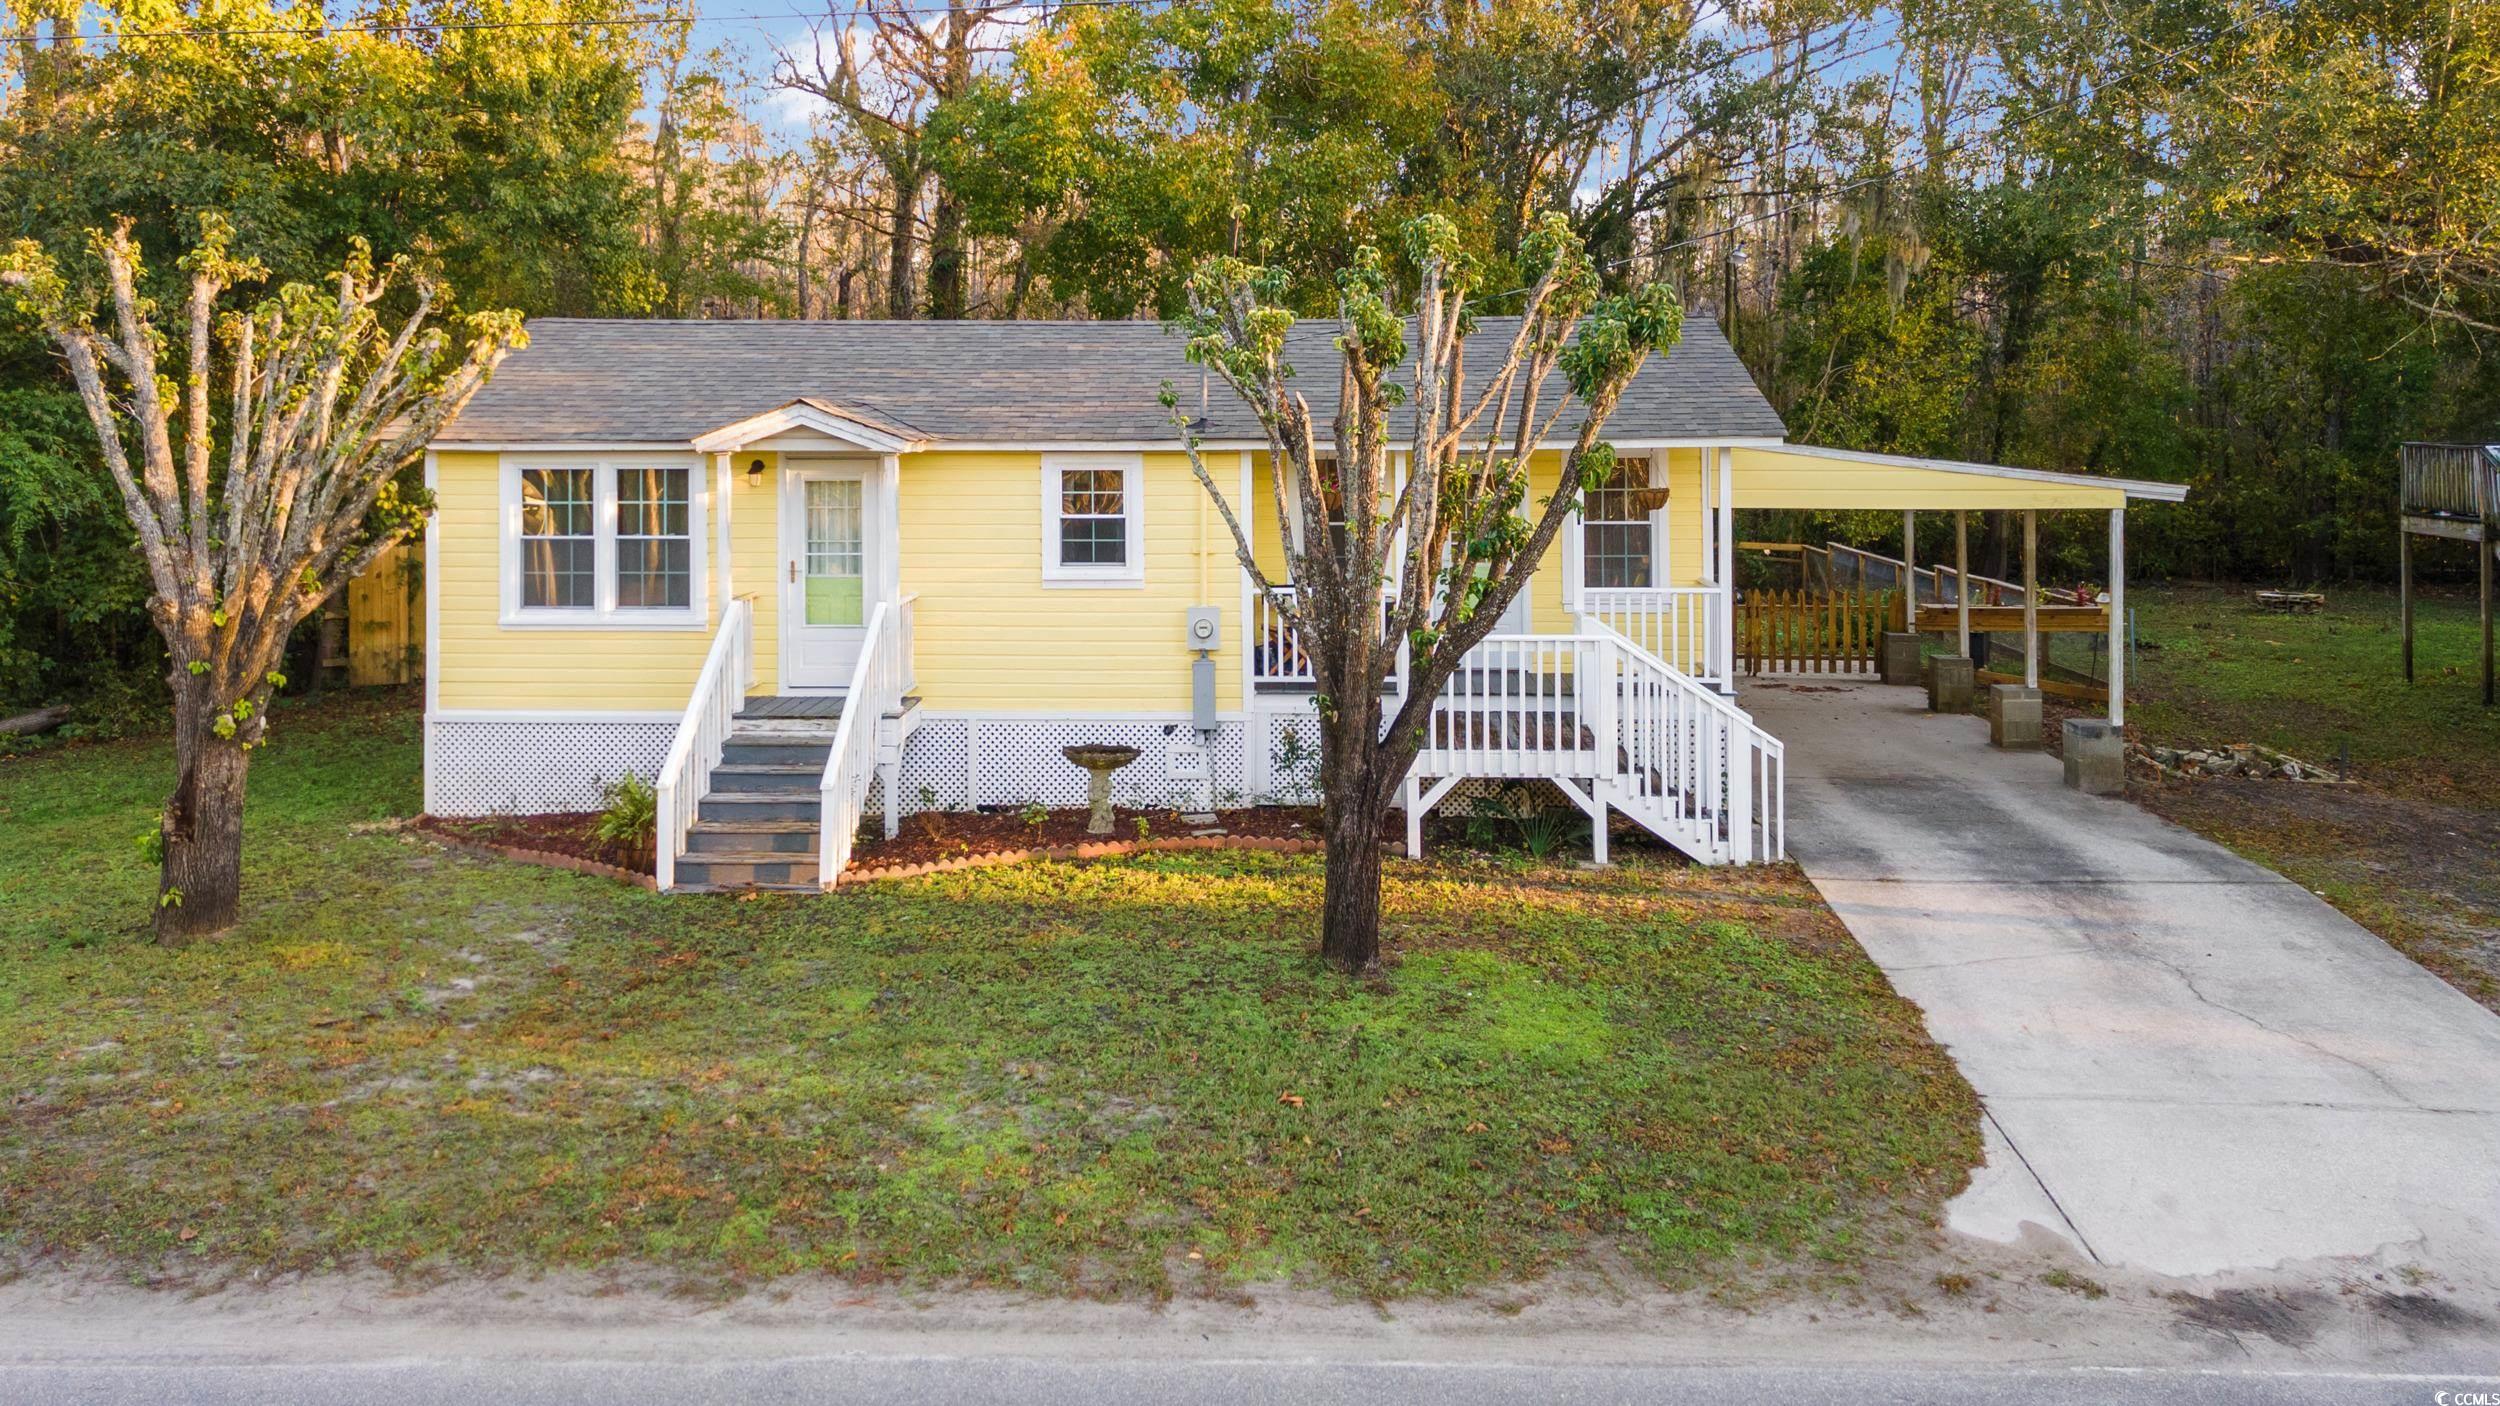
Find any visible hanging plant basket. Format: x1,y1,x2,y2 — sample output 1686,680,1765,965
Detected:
1622,486,1673,515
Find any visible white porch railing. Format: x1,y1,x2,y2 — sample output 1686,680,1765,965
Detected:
1578,586,1724,682
1251,584,1403,687
655,597,754,892
1411,625,1784,863
816,593,916,887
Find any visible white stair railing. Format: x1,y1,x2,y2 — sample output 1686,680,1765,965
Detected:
1585,621,1785,862
816,595,914,887
654,598,754,892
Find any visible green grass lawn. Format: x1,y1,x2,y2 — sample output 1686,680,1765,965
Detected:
2121,584,2500,1015
2129,584,2500,804
0,694,1976,1298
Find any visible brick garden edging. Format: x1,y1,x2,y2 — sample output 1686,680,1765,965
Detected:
843,833,1327,881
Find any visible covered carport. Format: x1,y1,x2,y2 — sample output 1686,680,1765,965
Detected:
1711,445,2190,726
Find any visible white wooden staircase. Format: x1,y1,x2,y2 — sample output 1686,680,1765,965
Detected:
655,596,918,892
1404,622,1784,865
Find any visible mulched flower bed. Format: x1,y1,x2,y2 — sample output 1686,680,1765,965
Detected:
847,805,1327,879
411,806,1335,887
412,812,656,885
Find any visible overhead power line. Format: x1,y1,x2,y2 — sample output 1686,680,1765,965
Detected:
61,0,1157,45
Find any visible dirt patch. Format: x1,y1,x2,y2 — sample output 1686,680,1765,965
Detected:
2167,1287,2328,1347
2136,775,2500,1013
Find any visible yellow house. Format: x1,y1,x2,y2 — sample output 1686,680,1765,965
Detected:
422,317,2183,890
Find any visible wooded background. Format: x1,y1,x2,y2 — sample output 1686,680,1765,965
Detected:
2,0,2494,719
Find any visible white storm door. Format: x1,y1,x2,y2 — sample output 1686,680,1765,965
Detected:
781,466,875,690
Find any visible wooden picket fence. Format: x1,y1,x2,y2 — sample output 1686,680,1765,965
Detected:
1738,589,1898,675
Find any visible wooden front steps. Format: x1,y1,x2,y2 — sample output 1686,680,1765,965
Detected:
673,730,831,891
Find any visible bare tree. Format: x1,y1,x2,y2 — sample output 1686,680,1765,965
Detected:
1171,214,1683,972
776,0,1025,318
2,219,522,941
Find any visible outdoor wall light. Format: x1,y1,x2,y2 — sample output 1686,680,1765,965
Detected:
746,458,766,488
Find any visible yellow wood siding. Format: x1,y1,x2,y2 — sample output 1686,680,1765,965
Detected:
1731,448,2128,510
898,450,1242,712
432,437,2109,717
727,451,782,693
1661,447,1709,587
430,450,718,711
1246,448,1713,629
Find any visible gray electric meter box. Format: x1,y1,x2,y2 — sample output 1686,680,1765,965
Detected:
1185,606,1222,652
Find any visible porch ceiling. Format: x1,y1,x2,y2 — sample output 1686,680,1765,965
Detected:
1730,444,2186,511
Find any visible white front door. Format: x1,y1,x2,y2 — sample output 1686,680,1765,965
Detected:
781,465,877,690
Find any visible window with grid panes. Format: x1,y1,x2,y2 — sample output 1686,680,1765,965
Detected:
1581,458,1655,588
1058,467,1128,566
614,467,692,609
518,467,596,609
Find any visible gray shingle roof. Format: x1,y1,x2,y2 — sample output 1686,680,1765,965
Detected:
436,315,1785,446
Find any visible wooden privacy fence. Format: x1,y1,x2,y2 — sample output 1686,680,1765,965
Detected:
1739,589,1896,674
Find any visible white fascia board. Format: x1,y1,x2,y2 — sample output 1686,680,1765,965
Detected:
692,402,920,455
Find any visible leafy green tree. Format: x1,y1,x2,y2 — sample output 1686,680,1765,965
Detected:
2176,0,2500,333
927,0,1454,317
1174,214,1682,972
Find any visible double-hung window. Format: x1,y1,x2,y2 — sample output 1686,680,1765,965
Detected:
518,467,597,609
504,458,706,625
614,467,693,610
1581,457,1658,590
1041,453,1145,585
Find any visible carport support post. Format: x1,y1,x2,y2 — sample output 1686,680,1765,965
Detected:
2108,508,2126,728
1902,510,1917,628
1955,511,1971,656
2022,510,2039,689
1717,445,1737,688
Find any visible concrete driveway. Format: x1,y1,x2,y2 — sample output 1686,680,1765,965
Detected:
1744,679,2500,1278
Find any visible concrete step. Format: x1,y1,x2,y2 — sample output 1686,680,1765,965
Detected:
684,820,818,855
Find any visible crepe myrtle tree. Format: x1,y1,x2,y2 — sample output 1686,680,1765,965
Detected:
1167,213,1682,973
1,218,523,943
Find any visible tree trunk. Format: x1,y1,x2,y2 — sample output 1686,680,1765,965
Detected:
1319,784,1385,973
927,189,967,319
884,179,918,319
1316,704,1390,973
156,695,251,943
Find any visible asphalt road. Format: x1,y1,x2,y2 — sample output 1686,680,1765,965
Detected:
3,1357,2494,1406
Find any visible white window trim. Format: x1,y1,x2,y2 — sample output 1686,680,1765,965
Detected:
1040,452,1146,588
499,454,710,629
1566,450,1670,609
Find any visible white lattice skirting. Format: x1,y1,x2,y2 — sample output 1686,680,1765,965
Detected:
890,716,1251,813
427,712,1287,818
426,717,678,817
